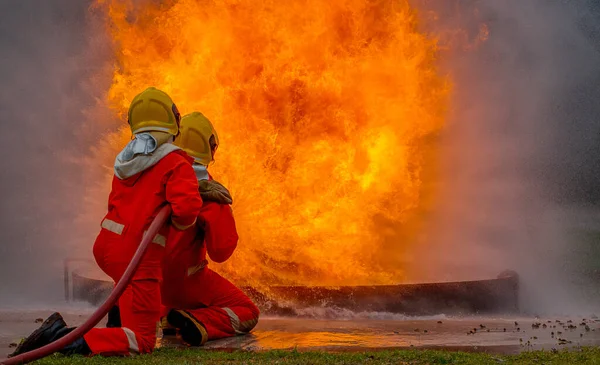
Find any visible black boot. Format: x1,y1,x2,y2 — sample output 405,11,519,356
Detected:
166,309,208,346
106,305,121,328
9,312,66,357
160,316,177,337
9,313,91,357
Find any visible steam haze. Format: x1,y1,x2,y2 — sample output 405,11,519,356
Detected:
0,0,599,315
412,0,600,314
0,0,111,306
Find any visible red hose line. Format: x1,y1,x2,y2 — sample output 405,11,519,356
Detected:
1,205,172,365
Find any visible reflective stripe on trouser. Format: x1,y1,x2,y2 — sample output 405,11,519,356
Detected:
161,267,260,342
122,328,140,354
101,218,167,247
85,278,161,355
179,304,259,341
222,307,259,334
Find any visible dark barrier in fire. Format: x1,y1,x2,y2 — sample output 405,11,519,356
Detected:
65,260,519,316
244,270,519,316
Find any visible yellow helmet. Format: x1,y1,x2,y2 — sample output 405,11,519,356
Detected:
127,87,181,136
176,112,219,165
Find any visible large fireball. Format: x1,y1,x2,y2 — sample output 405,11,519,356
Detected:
92,0,450,287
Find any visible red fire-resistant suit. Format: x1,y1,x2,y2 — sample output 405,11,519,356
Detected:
85,150,202,355
161,177,259,343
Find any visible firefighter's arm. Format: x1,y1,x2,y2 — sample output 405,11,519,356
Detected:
107,176,119,211
198,202,238,263
166,162,203,230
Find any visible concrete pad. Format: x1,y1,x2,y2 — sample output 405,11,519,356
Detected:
190,316,600,354
1,307,599,360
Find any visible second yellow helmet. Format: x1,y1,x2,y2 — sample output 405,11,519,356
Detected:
176,112,219,165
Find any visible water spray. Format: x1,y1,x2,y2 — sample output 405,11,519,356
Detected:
0,205,172,365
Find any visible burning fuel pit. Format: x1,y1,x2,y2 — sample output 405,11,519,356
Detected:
64,259,519,316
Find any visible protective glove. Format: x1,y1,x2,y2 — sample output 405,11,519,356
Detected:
198,179,233,205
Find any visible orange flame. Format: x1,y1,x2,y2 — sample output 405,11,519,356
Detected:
92,0,450,286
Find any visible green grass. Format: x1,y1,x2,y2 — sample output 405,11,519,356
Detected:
32,347,600,364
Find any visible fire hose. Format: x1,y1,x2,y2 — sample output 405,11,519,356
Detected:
1,205,172,365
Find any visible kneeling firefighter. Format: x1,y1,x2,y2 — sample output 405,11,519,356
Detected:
10,88,203,357
161,111,260,345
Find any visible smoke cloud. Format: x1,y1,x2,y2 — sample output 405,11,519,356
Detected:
410,0,600,314
0,0,112,306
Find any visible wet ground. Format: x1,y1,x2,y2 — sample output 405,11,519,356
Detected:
1,307,599,359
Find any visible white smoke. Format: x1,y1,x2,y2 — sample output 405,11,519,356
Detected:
0,0,113,305
410,0,600,315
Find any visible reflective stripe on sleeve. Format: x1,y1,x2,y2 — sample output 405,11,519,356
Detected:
101,219,165,247
101,218,125,235
142,230,167,247
152,234,166,247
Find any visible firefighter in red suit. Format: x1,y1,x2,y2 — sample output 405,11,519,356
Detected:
160,111,260,346
10,88,203,357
